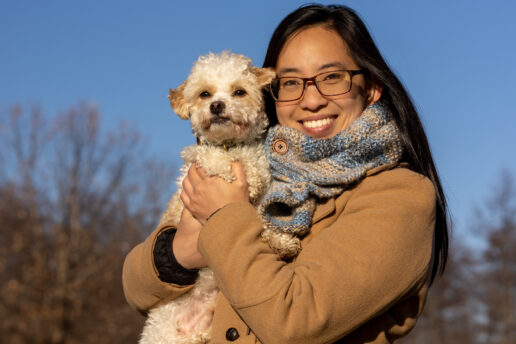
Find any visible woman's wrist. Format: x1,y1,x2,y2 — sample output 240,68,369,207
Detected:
172,225,207,269
203,205,225,224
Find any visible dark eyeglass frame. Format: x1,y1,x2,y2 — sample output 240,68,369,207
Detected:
269,69,366,102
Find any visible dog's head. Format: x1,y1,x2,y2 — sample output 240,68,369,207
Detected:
169,52,275,145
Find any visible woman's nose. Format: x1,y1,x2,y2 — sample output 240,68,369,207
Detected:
300,82,328,110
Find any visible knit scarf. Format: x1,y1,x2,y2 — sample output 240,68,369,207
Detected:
259,102,403,237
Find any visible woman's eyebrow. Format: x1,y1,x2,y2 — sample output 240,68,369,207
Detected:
277,67,301,75
318,62,347,70
278,62,348,76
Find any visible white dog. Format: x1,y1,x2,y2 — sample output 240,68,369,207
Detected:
139,52,275,344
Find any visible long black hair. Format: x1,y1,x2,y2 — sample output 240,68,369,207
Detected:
263,4,448,284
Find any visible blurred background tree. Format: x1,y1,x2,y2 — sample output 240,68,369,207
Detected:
400,171,516,344
0,104,175,343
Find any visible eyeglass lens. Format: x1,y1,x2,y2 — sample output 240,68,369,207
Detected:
272,70,353,101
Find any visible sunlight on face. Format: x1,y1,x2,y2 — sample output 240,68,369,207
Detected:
275,25,381,139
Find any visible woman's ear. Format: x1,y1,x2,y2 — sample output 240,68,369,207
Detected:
168,82,190,119
367,80,383,105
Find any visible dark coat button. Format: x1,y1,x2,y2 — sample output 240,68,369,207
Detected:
225,327,240,341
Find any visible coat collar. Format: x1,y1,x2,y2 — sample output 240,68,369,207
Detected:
366,161,406,177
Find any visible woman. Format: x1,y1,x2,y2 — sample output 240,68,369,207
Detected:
123,4,448,343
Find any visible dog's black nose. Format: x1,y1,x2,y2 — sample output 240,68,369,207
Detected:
210,101,226,115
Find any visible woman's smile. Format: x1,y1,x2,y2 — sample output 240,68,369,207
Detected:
299,114,337,136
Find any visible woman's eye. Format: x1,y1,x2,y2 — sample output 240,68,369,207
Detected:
281,79,301,88
322,72,344,82
233,89,247,96
200,91,211,98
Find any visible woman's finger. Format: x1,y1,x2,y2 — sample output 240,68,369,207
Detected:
187,164,204,184
182,175,194,195
196,165,208,179
231,162,247,182
180,190,190,207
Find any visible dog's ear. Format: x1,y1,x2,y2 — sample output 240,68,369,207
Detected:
168,82,190,119
252,67,276,87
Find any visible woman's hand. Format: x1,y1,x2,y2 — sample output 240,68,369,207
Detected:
173,208,206,269
181,162,250,224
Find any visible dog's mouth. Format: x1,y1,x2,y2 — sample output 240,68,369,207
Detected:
210,116,231,125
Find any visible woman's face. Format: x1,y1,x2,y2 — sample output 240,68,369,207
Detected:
275,25,381,139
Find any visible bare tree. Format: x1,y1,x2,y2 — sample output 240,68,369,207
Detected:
399,240,479,344
0,104,176,343
476,170,516,344
401,170,516,344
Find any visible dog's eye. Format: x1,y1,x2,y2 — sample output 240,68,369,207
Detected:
200,91,211,98
233,89,247,97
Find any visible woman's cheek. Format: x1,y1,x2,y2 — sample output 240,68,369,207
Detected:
275,103,297,127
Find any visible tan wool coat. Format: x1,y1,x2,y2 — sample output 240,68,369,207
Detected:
122,164,436,343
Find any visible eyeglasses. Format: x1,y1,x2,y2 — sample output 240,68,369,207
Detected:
269,69,365,102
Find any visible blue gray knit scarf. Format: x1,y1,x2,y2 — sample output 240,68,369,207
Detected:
259,102,403,236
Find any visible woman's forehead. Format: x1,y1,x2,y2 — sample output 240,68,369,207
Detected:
276,27,357,75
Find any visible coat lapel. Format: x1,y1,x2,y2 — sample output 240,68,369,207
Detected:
312,197,335,224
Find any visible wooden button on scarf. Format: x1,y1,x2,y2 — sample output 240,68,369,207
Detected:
272,139,288,154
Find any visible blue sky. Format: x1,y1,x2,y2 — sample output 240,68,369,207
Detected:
2,0,515,243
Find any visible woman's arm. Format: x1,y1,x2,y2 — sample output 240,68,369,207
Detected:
121,163,245,313
197,167,436,344
122,223,197,313
172,208,207,269
122,207,206,313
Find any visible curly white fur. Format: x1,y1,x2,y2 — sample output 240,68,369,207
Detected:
139,52,275,344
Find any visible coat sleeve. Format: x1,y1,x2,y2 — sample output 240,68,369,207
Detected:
122,225,196,314
198,168,436,344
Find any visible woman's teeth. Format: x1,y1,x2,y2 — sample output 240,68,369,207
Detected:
302,117,334,128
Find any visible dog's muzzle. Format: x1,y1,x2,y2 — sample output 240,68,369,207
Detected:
210,101,225,115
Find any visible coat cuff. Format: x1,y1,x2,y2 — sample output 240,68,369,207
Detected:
153,228,199,285
122,225,196,313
